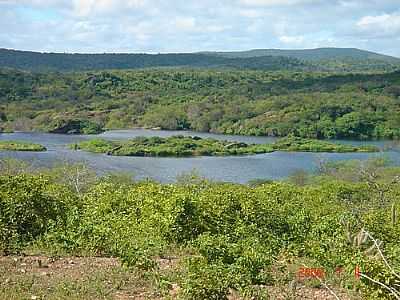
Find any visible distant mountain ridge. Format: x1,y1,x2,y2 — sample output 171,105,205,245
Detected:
201,47,400,63
0,47,399,72
0,48,308,72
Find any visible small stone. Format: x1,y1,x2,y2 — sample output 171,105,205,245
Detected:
31,296,38,300
170,283,181,297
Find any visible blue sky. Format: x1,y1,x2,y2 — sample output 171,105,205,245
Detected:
1,0,400,56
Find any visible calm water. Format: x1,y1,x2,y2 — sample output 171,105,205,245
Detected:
0,129,399,183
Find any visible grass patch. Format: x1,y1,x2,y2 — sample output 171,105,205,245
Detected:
0,140,46,152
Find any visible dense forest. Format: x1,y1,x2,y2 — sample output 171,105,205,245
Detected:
0,49,309,72
1,67,400,139
203,48,400,62
1,48,400,72
204,47,400,72
0,158,399,299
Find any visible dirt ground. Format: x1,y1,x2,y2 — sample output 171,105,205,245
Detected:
0,255,360,299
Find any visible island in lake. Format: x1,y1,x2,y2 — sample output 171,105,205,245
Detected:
72,135,379,157
0,140,47,152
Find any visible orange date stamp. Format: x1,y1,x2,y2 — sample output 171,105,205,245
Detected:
297,266,361,280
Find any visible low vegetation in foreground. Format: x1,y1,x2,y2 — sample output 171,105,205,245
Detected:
72,135,378,157
0,158,399,299
0,140,46,151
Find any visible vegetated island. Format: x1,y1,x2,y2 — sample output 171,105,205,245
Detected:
0,140,47,152
72,136,379,157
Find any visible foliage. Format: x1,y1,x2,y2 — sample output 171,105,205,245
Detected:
47,118,103,134
207,47,400,72
73,135,274,157
0,140,46,151
2,68,400,139
72,135,377,157
272,136,378,152
1,48,399,72
0,48,310,72
0,175,71,253
0,162,399,298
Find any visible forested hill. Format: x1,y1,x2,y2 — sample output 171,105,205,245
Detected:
203,47,400,62
0,48,308,72
1,67,400,139
1,48,400,72
202,48,400,72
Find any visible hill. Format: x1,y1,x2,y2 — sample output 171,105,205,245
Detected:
1,67,400,139
0,48,307,72
203,47,400,62
203,48,400,72
1,48,399,72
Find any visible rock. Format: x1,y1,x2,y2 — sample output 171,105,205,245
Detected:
224,142,248,149
170,283,180,297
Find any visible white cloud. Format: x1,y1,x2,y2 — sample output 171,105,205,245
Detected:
72,0,94,16
239,9,265,18
174,17,196,31
72,0,147,17
205,25,230,33
0,0,65,5
239,0,317,6
357,13,400,29
279,35,304,44
357,13,400,37
1,0,400,55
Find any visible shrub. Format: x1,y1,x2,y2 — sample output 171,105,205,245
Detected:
0,175,67,253
180,257,232,300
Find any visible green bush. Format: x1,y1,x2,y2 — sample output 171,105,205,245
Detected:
0,175,68,252
180,257,232,300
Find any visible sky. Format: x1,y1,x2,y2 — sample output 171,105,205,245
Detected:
0,0,400,56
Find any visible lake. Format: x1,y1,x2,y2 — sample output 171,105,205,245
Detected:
0,129,399,183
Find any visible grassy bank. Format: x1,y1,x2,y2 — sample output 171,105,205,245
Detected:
0,159,398,299
0,140,46,152
72,135,378,157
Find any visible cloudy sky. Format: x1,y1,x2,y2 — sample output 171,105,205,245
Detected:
0,0,399,56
